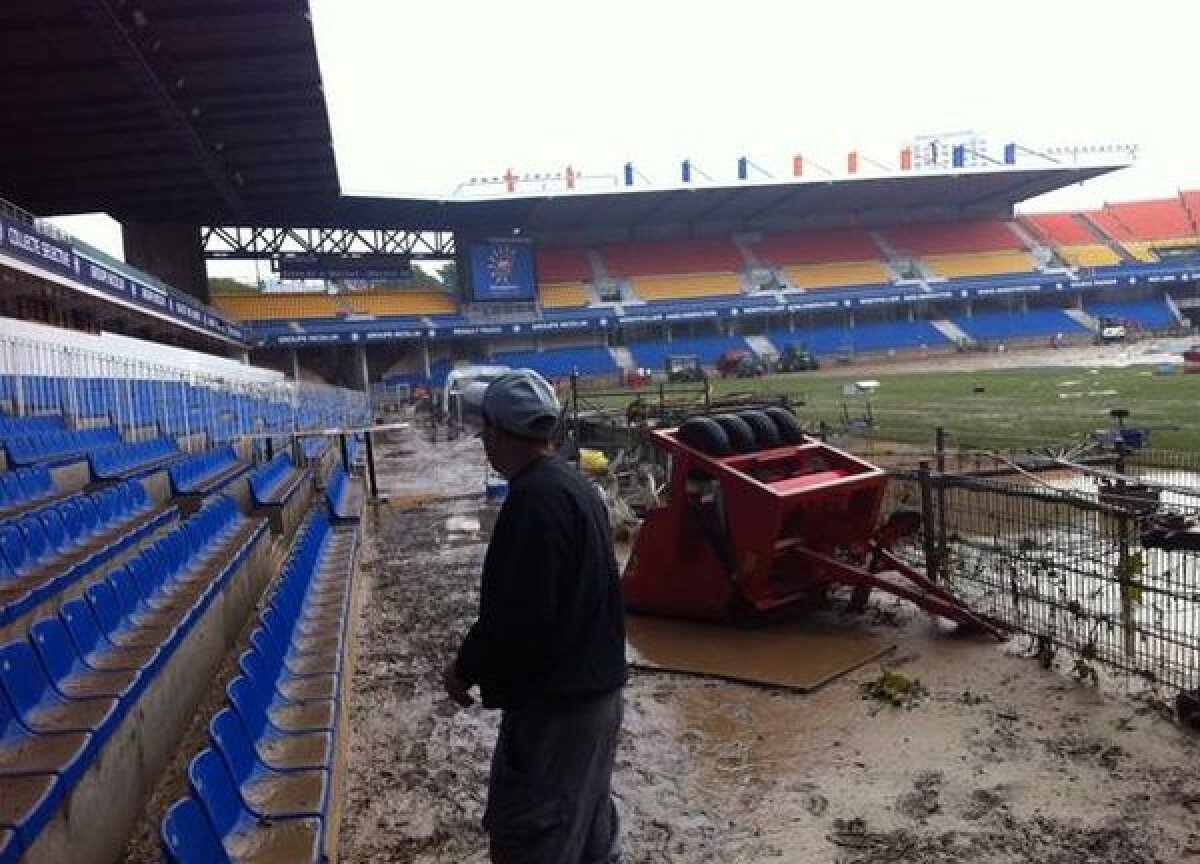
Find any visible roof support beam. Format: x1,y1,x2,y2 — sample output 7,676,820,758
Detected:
74,0,246,216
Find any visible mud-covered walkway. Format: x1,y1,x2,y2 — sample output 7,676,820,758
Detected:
338,424,1199,863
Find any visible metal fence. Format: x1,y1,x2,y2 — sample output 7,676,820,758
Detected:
0,329,368,450
890,465,1200,696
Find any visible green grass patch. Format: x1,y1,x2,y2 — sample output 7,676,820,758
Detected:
581,365,1200,451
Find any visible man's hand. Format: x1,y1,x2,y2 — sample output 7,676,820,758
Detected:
443,663,474,707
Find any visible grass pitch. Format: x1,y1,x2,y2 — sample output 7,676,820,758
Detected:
601,364,1200,452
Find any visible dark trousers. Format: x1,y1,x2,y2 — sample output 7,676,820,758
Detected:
484,689,623,864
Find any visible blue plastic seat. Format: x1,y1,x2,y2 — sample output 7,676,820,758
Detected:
0,684,91,784
160,797,232,864
239,648,336,707
0,773,60,857
209,707,328,819
36,510,67,555
54,503,81,546
84,582,163,653
228,673,333,735
0,476,21,507
188,749,322,864
16,518,48,566
0,641,118,740
29,617,140,702
58,598,158,674
0,527,27,574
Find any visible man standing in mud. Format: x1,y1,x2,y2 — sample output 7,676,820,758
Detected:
444,369,628,864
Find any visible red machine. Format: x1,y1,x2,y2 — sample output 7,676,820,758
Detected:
622,412,1000,636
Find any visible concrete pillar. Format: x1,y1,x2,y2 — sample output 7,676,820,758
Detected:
290,349,301,383
121,222,209,303
421,341,431,378
357,345,370,394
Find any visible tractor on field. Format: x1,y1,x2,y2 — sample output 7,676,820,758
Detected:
715,348,765,378
777,342,820,373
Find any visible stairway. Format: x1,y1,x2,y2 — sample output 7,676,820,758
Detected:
1075,213,1133,263
870,230,928,282
609,345,634,371
745,334,778,357
933,319,972,345
1065,308,1098,331
733,233,762,270
585,249,609,282
1007,219,1060,269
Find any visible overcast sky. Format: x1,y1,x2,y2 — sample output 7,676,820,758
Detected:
52,0,1200,274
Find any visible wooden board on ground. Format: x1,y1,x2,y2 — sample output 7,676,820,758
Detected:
626,614,894,692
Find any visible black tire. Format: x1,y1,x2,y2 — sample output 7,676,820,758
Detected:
712,413,757,453
677,416,731,456
737,410,781,448
764,406,805,444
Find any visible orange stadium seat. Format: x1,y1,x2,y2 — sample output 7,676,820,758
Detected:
782,261,890,289
1103,198,1195,241
630,272,741,301
536,247,593,283
754,227,879,266
343,291,457,316
600,238,743,276
883,220,1023,255
924,251,1036,279
538,281,591,308
212,293,342,321
1019,212,1096,246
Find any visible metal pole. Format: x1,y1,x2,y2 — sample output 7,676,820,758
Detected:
935,426,948,571
364,430,378,499
918,460,940,584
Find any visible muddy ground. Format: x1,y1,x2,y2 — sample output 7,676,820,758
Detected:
337,423,1199,864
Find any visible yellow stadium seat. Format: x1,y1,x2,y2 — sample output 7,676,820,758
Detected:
211,293,342,320
782,261,890,289
1058,245,1121,267
1122,242,1158,263
630,272,741,301
343,292,458,316
539,282,591,308
924,251,1035,279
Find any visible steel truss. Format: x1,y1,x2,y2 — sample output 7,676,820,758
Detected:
202,226,456,260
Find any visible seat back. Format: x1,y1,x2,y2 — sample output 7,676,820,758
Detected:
226,675,267,737
209,707,258,784
59,598,104,657
0,525,27,573
85,580,126,637
161,798,231,864
0,639,51,715
17,516,48,563
188,749,245,839
30,616,81,683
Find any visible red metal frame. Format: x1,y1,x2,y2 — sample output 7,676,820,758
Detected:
622,427,1001,637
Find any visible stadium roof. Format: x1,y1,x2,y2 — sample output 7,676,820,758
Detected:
0,1,1123,238
326,164,1126,240
0,0,339,222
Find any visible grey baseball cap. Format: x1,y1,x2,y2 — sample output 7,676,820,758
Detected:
482,369,561,439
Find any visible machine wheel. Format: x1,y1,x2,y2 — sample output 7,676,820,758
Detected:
764,407,805,443
737,410,780,448
677,416,731,456
712,413,757,453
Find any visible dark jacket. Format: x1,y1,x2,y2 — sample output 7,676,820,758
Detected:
455,455,627,710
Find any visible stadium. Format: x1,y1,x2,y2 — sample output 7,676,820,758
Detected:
1,1,1199,862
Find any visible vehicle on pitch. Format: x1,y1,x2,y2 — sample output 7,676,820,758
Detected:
777,342,820,372
665,354,707,383
1097,316,1127,343
715,348,765,378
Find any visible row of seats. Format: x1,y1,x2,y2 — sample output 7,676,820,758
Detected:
490,345,618,378
89,438,179,481
0,466,55,515
3,427,120,468
782,261,890,289
211,294,343,322
326,468,362,522
343,292,456,317
953,308,1088,341
631,272,741,301
0,416,64,437
169,447,240,496
924,251,1037,279
249,454,300,506
0,496,255,860
213,291,460,322
538,282,591,308
0,480,166,628
161,512,354,863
